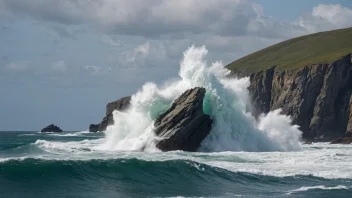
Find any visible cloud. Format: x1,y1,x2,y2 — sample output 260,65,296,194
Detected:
1,1,351,41
82,65,102,75
118,42,169,67
1,1,352,83
50,26,76,40
134,42,150,56
101,35,123,47
296,4,352,33
4,61,30,71
52,61,68,72
0,0,280,39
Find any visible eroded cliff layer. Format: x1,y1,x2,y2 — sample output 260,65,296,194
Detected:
246,54,352,141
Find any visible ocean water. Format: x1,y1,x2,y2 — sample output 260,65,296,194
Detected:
1,131,352,198
1,46,351,197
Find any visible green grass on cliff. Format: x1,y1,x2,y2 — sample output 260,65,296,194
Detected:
226,27,352,73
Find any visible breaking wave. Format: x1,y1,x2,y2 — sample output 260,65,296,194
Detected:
98,46,302,152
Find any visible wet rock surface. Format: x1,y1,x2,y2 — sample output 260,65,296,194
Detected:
154,87,213,152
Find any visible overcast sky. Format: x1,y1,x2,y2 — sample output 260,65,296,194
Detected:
1,0,352,131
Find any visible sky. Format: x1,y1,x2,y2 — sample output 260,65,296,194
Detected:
1,0,352,131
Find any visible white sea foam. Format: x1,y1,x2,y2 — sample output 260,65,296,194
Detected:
288,185,350,194
98,45,302,152
15,139,352,179
34,139,101,154
17,133,35,136
48,133,79,137
46,131,99,137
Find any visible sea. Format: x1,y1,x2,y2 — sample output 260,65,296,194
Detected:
1,46,351,198
1,131,352,198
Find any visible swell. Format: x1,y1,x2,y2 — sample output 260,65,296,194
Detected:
0,158,266,182
0,158,351,197
0,158,346,186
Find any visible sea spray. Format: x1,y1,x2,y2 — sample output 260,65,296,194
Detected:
98,45,302,152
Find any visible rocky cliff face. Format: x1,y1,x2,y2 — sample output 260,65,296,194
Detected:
154,87,213,151
246,54,352,141
89,96,131,132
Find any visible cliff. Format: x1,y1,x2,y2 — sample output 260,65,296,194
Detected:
225,27,352,142
244,54,352,141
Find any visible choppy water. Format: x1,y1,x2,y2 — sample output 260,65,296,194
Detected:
2,46,351,197
1,131,352,198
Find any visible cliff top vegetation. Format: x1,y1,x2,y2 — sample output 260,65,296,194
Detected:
226,27,352,73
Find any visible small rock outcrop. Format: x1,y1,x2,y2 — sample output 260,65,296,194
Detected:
98,96,131,131
330,137,352,144
41,124,63,133
154,87,213,152
90,96,131,132
89,124,99,132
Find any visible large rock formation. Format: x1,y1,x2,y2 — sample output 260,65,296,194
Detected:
243,53,352,141
154,87,213,151
90,96,131,132
41,124,63,133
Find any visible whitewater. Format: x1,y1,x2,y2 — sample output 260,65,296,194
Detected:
99,45,302,152
1,46,352,198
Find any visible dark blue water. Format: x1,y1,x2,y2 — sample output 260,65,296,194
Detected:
0,131,351,198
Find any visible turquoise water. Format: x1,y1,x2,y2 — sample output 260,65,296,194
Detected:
1,131,352,198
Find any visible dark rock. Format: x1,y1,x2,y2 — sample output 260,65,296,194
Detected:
41,124,63,133
98,96,131,132
246,53,352,142
330,137,352,144
303,141,313,145
271,64,328,139
89,124,99,132
249,66,275,116
154,87,213,152
345,95,352,136
310,55,352,140
106,96,131,116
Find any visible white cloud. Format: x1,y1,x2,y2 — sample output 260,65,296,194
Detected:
117,41,169,69
5,61,30,71
312,4,352,24
296,4,352,33
83,65,101,74
134,42,150,56
52,61,68,72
